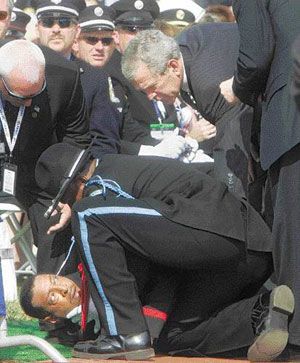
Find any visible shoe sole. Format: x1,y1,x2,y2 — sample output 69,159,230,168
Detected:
72,347,155,360
247,285,295,362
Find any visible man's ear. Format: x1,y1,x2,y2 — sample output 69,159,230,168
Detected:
72,38,79,54
74,24,81,38
167,59,181,76
113,30,120,46
74,27,81,41
111,30,118,45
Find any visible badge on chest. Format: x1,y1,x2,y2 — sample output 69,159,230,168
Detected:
1,162,17,196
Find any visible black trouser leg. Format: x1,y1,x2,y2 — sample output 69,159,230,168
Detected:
72,197,152,336
72,194,264,337
270,144,300,346
157,250,272,356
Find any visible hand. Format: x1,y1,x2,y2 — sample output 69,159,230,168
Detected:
139,128,187,159
154,129,187,158
187,117,216,142
47,202,72,235
220,77,240,104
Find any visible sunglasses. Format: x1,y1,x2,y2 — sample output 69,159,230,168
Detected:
0,11,8,21
81,36,113,46
39,17,76,28
2,77,47,100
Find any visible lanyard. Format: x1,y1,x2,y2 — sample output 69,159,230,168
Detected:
153,100,167,124
152,100,163,123
174,99,185,127
0,98,25,157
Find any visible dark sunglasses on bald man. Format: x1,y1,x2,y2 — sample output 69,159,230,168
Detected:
2,77,47,101
0,11,8,21
39,17,77,28
81,36,113,46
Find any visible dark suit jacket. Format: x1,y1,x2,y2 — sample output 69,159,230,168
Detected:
95,154,272,252
104,50,177,154
73,57,121,154
177,22,253,195
0,44,90,207
232,0,300,170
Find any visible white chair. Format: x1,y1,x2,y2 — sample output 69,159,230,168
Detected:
0,195,36,276
0,194,36,301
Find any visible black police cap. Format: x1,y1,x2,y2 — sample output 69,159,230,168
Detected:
35,142,87,196
112,0,159,27
79,5,115,31
8,8,31,33
158,0,205,26
35,0,86,19
14,0,34,10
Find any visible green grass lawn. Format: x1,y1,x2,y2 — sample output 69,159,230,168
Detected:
0,300,72,362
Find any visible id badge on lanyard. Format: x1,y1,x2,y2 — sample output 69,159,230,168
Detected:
2,162,17,195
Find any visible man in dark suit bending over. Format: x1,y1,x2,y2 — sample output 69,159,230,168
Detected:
0,39,91,275
122,26,253,197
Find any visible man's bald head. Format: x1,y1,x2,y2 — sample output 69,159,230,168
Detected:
0,39,46,106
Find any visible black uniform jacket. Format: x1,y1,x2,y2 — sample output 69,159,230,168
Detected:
0,43,90,203
73,57,121,155
232,0,300,169
92,154,272,252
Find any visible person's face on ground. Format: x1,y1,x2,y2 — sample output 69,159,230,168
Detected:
31,274,81,318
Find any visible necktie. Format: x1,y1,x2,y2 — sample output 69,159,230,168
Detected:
78,262,89,333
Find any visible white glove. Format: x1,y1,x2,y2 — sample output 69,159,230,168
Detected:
139,128,187,159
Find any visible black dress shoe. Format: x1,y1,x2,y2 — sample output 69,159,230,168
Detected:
248,285,295,362
73,331,155,360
